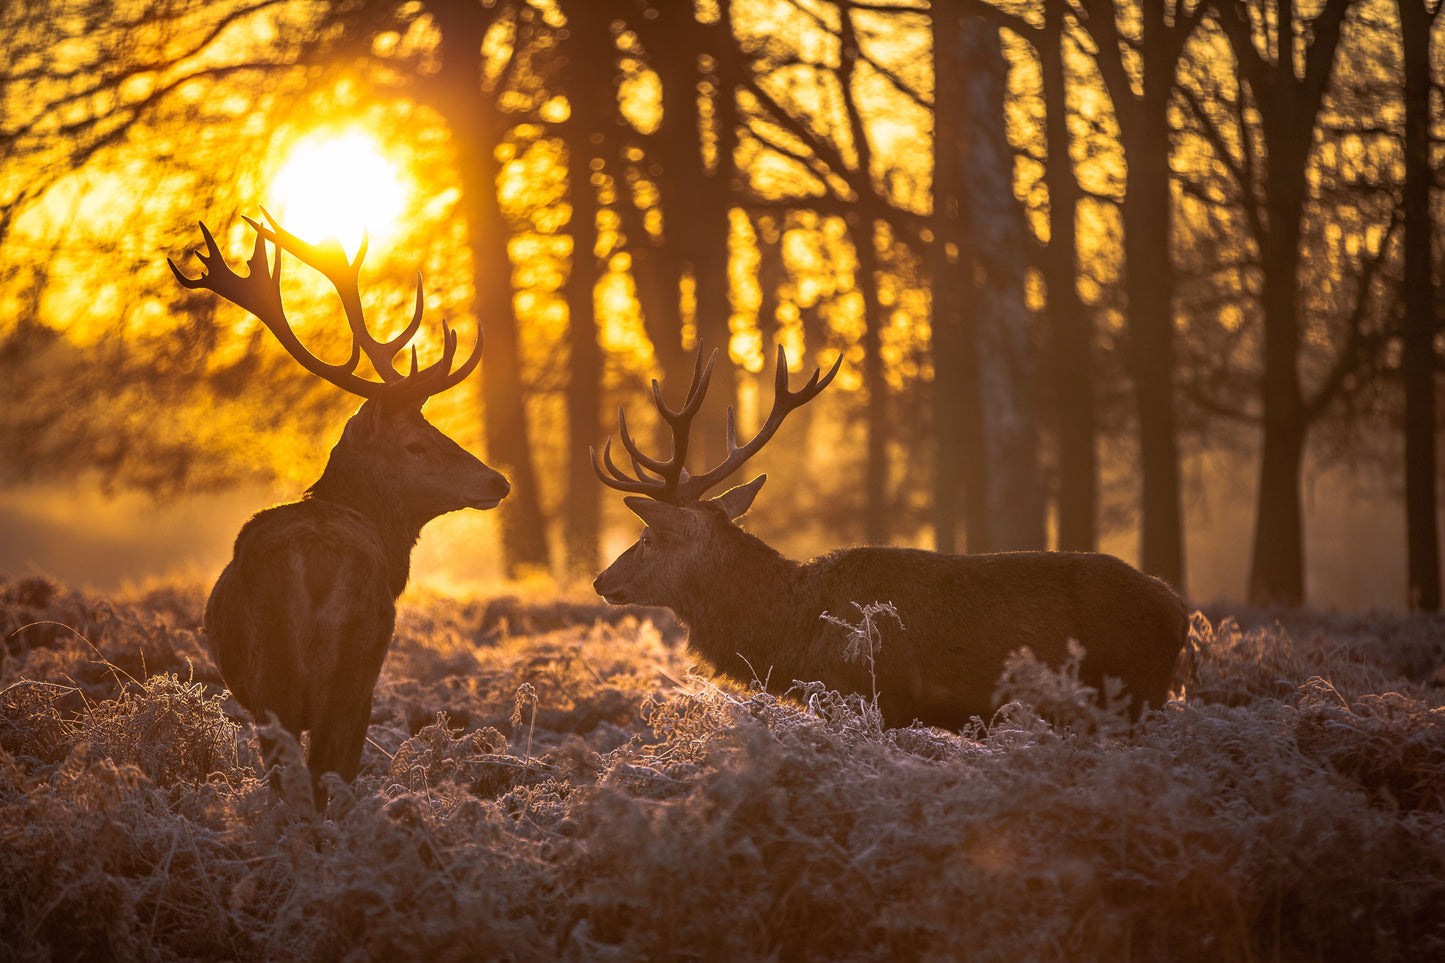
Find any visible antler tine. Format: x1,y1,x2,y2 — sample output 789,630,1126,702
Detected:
617,405,677,476
249,209,483,408
592,345,719,501
380,313,485,409
675,344,843,502
590,438,668,496
374,273,426,362
170,220,376,397
249,208,404,382
655,346,716,421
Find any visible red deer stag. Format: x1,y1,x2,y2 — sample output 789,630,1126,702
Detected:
170,210,510,804
592,347,1187,729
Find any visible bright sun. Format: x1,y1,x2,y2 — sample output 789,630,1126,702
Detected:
269,132,408,255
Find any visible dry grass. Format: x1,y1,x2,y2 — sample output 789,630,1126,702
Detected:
2,574,1443,961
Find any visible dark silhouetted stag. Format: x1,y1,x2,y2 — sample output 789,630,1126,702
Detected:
171,210,509,804
592,347,1187,729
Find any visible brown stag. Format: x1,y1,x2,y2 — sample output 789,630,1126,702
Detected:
170,210,510,805
592,347,1187,729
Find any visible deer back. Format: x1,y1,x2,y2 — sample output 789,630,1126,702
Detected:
205,498,397,739
798,547,1187,728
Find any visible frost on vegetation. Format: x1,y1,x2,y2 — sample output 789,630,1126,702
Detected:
819,599,902,713
1,575,1444,961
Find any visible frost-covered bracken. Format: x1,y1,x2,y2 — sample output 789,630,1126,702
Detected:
2,578,1443,961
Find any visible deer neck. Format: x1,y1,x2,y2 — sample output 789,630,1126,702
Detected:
304,460,423,597
674,531,814,691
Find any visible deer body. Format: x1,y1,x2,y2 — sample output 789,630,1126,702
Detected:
591,347,1187,729
172,211,508,804
595,501,1186,727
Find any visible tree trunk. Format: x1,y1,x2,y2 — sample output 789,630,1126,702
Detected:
1399,0,1440,610
930,3,973,554
558,0,611,580
1248,407,1306,605
1122,0,1184,588
691,1,740,473
930,11,1042,553
1231,0,1351,606
960,17,1045,552
1040,1,1097,552
1246,132,1310,606
633,0,739,471
836,11,892,544
430,2,551,578
856,215,891,545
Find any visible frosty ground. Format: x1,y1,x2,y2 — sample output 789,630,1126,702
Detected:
2,575,1443,961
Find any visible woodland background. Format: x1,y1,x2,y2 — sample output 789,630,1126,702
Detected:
1,0,1444,610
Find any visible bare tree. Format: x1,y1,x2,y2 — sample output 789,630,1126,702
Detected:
1398,0,1442,610
1073,0,1207,591
416,0,552,577
1212,0,1356,605
1037,2,1099,553
934,10,1045,552
555,0,616,578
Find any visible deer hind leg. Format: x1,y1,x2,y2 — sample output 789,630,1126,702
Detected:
305,686,375,807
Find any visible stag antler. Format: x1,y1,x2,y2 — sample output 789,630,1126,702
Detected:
168,208,481,406
592,343,842,504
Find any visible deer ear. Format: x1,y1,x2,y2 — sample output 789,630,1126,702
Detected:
711,474,766,520
623,497,688,530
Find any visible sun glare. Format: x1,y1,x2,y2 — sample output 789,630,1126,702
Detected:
269,132,408,256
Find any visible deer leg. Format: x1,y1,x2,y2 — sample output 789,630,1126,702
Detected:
305,687,375,805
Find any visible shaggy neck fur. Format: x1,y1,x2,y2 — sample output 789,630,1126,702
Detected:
304,443,424,597
671,524,817,692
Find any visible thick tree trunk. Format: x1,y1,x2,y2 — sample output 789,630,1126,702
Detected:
1234,0,1351,607
1040,1,1097,552
633,0,739,471
1248,397,1306,605
1399,0,1440,610
1246,134,1312,605
962,19,1045,552
1247,154,1309,605
931,12,1043,553
559,0,610,580
856,216,891,545
430,2,550,578
691,1,741,472
836,11,892,544
930,4,972,554
1122,0,1184,588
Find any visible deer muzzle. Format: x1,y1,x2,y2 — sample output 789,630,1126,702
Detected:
466,471,511,510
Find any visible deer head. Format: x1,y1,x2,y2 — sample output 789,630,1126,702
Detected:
592,344,840,606
169,209,509,525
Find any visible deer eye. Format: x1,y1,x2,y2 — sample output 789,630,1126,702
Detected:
640,530,653,547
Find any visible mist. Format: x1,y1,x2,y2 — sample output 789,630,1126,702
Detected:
0,449,1419,612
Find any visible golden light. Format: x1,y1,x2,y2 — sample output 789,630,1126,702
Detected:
269,132,408,255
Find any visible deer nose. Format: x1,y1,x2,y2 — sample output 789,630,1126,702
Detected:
593,570,628,605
